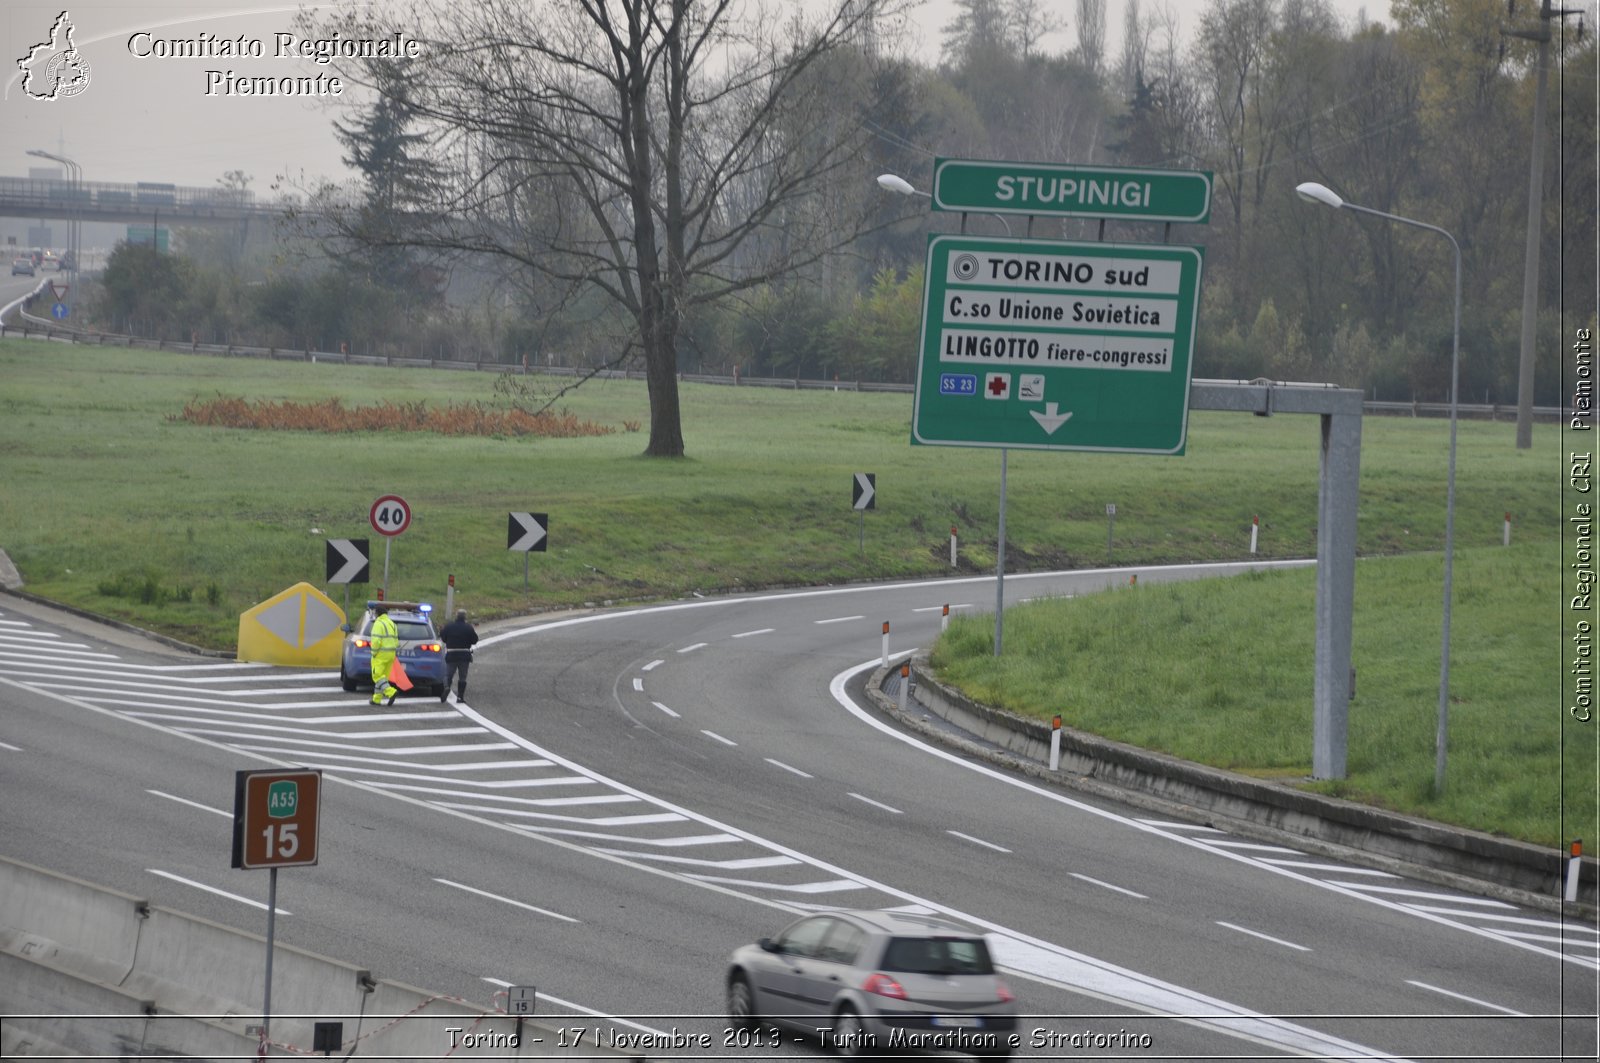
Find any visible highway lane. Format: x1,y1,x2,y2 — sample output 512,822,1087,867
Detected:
475,566,1596,1060
3,570,1596,1060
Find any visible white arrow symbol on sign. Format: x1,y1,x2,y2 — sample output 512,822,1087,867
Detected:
325,538,369,584
1030,402,1074,435
508,512,548,552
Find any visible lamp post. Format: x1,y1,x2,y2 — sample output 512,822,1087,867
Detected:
1296,181,1461,794
27,149,80,281
877,172,1014,655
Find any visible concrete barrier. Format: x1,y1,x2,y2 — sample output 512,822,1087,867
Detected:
0,856,644,1059
876,660,1599,914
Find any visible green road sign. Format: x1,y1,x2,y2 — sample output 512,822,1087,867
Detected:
911,235,1205,455
932,158,1212,223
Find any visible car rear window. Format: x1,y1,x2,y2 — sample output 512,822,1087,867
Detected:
395,621,434,640
880,936,994,975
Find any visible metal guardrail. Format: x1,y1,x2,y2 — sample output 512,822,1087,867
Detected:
0,313,1573,422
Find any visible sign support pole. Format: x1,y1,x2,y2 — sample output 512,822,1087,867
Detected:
262,866,278,1054
382,538,392,600
994,448,1008,656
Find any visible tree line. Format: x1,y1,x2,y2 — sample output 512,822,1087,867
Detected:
87,0,1595,455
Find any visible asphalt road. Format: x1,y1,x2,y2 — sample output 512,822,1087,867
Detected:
2,563,1596,1061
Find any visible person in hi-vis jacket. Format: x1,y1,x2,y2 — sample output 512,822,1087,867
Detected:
369,605,400,705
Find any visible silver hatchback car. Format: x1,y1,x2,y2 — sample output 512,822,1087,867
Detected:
726,909,1017,1058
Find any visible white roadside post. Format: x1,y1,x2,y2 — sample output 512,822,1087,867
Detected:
1049,715,1062,771
881,621,890,670
941,604,950,633
1504,511,1512,547
1250,514,1259,554
950,526,958,567
445,573,455,617
898,663,910,714
1567,840,1584,903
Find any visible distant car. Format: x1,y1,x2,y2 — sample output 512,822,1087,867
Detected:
726,910,1018,1058
40,253,60,271
339,601,447,696
10,257,34,276
57,251,75,272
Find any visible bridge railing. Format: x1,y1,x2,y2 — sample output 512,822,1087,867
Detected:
0,175,274,217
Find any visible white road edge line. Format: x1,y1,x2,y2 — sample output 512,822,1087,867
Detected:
435,877,578,923
731,628,774,639
813,615,865,625
0,740,21,752
651,701,681,718
701,729,737,747
146,869,289,915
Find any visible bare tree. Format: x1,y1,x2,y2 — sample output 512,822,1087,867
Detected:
303,0,904,457
1074,0,1106,72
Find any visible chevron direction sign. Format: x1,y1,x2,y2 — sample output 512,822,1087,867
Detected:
324,538,369,584
508,512,548,552
852,473,876,511
912,234,1204,455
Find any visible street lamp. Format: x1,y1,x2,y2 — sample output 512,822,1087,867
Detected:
27,148,80,281
1296,180,1462,794
877,171,1012,236
877,172,1014,655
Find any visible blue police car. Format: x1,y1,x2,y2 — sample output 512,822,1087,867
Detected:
339,601,447,697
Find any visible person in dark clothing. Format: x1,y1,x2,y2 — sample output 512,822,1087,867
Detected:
438,610,479,702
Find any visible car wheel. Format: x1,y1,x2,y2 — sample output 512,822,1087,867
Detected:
830,1006,876,1058
726,973,757,1030
339,665,357,692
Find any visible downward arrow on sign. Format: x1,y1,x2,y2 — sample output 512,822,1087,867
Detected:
1030,402,1074,434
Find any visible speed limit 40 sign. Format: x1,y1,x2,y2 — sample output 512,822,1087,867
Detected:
369,494,412,537
232,769,321,869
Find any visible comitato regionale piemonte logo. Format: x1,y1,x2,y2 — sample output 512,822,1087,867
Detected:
17,10,92,101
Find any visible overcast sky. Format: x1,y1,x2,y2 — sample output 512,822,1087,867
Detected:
3,1,1385,194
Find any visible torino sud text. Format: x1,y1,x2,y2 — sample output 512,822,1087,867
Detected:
126,30,423,96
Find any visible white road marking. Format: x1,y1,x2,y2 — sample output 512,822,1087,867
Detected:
0,740,20,752
435,878,577,923
589,849,800,870
1342,884,1518,907
731,628,774,639
765,758,812,778
146,869,289,914
813,615,865,625
1258,859,1400,877
848,792,903,814
651,701,681,718
1401,905,1600,932
1138,819,1226,832
1405,980,1527,1016
641,659,664,671
1069,872,1147,899
632,677,644,691
1204,840,1305,854
947,830,1011,853
1217,921,1311,952
701,729,737,747
677,642,708,654
147,789,230,818
481,978,666,1035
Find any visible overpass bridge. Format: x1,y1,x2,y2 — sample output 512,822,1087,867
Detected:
0,175,291,227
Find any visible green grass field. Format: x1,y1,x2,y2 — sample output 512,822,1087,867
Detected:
0,337,1586,846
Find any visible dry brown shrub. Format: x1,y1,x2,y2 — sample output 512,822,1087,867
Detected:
169,396,616,438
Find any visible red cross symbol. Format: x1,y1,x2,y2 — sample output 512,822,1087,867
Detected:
987,375,1009,397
